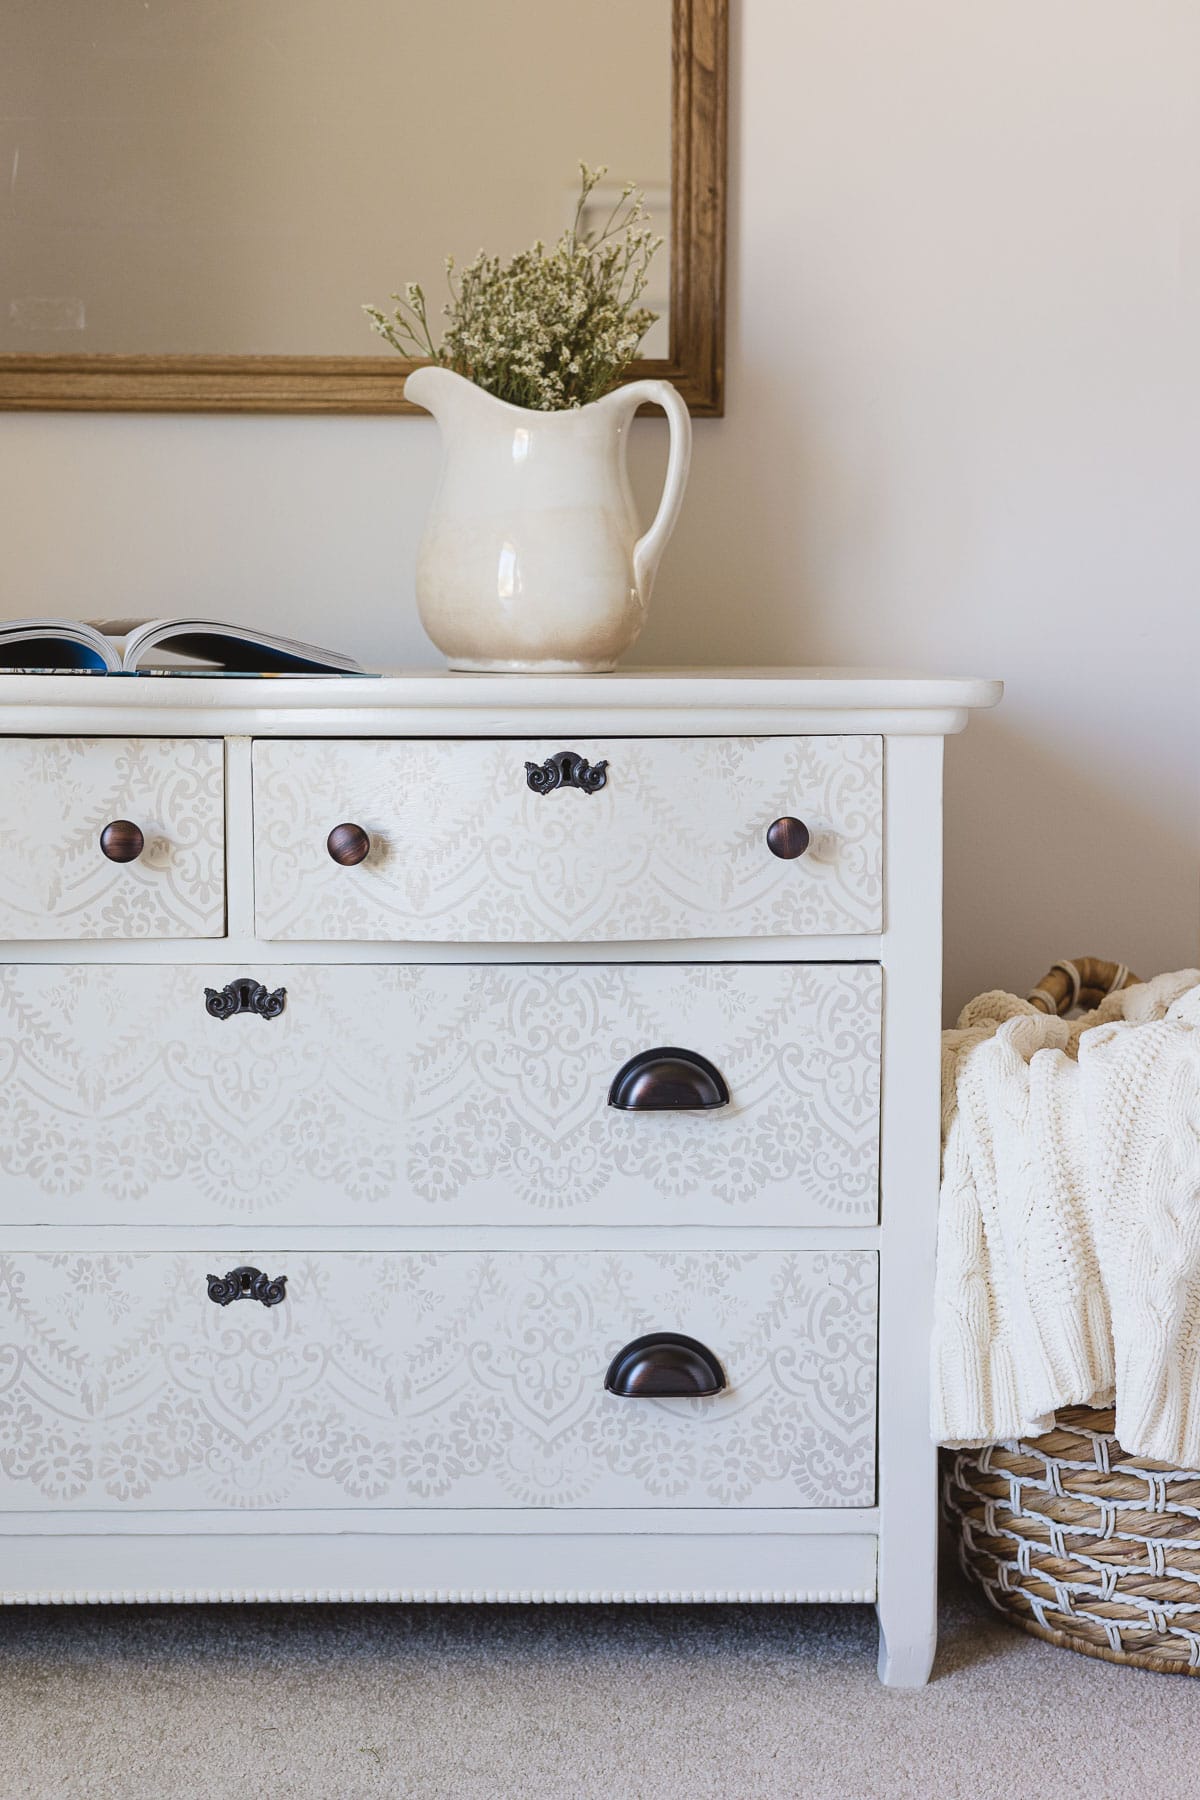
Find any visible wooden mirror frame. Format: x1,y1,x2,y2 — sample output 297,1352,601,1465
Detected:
0,0,726,417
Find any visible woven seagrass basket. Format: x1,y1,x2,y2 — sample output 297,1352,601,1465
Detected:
943,1407,1200,1674
942,958,1200,1676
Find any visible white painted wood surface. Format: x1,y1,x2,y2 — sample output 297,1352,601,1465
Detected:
0,736,224,939
0,671,1001,1684
253,735,883,941
0,961,880,1228
0,669,1004,739
0,1250,877,1513
0,1531,880,1608
875,735,944,1687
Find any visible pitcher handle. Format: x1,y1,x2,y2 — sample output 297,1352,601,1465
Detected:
617,379,694,602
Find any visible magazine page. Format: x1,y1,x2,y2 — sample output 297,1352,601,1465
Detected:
116,618,363,674
0,621,119,671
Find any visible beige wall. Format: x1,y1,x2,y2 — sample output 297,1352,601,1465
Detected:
0,0,1196,1014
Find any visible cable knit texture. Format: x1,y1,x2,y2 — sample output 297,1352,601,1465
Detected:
932,970,1200,1462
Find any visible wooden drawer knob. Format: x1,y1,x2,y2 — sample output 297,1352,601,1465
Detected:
326,822,371,866
99,819,145,863
766,816,810,860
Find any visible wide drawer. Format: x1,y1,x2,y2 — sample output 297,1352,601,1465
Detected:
0,962,880,1227
252,736,883,941
0,1250,877,1511
0,737,225,939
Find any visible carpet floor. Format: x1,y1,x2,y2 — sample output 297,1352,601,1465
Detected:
0,1556,1191,1800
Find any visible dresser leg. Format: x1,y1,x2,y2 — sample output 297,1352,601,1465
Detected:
874,1435,939,1686
875,1604,937,1688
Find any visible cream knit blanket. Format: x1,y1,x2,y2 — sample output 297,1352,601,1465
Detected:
932,969,1200,1463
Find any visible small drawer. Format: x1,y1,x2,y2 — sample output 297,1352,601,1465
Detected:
0,1250,877,1511
252,736,883,941
0,962,880,1228
0,737,225,939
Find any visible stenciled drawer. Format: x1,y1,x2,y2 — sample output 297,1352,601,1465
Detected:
0,737,224,939
252,736,883,941
0,1250,877,1511
0,962,880,1227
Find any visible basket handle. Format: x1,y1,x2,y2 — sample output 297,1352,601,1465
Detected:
1027,957,1139,1016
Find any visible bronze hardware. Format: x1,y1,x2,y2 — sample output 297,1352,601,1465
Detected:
608,1047,729,1111
525,751,608,795
206,1266,287,1308
204,978,287,1021
604,1332,727,1398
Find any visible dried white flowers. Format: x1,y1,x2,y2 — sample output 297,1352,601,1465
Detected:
365,164,661,411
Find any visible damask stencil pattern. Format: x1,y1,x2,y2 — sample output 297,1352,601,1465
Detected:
253,736,883,941
0,963,879,1226
0,1251,877,1510
0,737,224,938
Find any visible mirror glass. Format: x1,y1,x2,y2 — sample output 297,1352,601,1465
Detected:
2,0,672,359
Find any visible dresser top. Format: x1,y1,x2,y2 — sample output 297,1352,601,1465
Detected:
0,667,1002,737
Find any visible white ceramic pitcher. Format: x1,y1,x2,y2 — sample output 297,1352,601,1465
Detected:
404,365,692,672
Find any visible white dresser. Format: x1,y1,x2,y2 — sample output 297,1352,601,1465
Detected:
0,668,999,1686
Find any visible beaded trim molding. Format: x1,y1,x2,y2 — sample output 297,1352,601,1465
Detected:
943,1405,1200,1675
1,1586,875,1607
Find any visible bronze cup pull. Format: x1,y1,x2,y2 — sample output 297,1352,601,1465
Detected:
608,1047,729,1111
206,1266,287,1308
765,816,810,860
326,822,371,866
99,819,145,863
604,1332,727,1398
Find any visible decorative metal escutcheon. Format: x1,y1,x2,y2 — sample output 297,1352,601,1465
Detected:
206,1266,287,1308
524,750,608,795
204,977,287,1021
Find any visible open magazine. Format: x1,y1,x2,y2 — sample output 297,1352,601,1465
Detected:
0,617,364,675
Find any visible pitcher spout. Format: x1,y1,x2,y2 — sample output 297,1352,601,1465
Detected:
404,364,499,427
